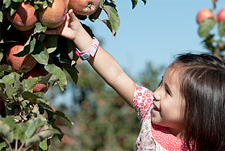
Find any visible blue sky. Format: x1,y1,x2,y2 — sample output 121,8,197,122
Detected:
83,0,225,77
52,0,225,107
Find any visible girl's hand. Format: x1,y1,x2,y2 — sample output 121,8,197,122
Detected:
45,9,93,52
45,9,81,41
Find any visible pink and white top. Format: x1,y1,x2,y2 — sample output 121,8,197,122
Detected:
133,85,189,151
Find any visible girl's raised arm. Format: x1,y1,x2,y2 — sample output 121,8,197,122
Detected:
46,9,136,107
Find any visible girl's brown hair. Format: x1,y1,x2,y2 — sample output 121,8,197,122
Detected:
172,53,225,150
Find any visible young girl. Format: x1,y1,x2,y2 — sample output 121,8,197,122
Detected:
46,9,225,150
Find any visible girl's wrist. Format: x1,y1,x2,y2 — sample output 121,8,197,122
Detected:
75,37,99,61
74,28,93,52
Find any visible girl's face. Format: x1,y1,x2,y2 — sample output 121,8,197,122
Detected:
152,67,185,137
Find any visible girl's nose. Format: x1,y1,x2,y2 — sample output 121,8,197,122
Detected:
153,89,161,101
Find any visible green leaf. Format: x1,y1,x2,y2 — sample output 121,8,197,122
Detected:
14,123,23,140
142,0,147,4
23,78,39,92
15,37,36,57
8,1,22,16
0,116,15,143
0,64,14,72
41,0,50,9
0,72,4,78
44,64,67,91
14,116,21,121
1,72,21,95
0,89,6,103
14,37,49,64
25,129,60,147
5,85,17,99
0,141,7,150
45,35,58,54
23,73,53,91
0,82,3,90
0,121,14,143
0,11,3,22
218,21,225,37
20,118,46,144
1,72,21,98
31,41,49,65
54,110,73,124
34,22,47,34
62,63,78,84
131,0,137,9
67,40,77,58
1,0,11,9
131,0,147,9
0,51,3,62
2,72,21,85
39,140,48,150
13,73,23,93
0,79,5,88
12,0,23,3
198,18,216,38
102,5,120,36
89,7,102,21
21,91,52,109
0,116,15,130
38,32,46,43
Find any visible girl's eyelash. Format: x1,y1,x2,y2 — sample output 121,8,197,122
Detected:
165,84,171,95
158,77,163,86
158,76,171,96
158,80,163,87
166,89,170,95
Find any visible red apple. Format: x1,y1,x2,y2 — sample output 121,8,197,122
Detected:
7,2,38,31
217,8,225,23
6,43,37,73
196,8,215,24
24,68,50,93
69,0,100,16
39,0,68,28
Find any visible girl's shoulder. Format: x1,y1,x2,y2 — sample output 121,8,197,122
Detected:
133,84,154,121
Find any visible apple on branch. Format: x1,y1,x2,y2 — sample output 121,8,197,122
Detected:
7,2,38,31
6,43,37,73
217,8,225,23
196,8,216,24
24,68,50,93
39,0,68,28
69,0,101,16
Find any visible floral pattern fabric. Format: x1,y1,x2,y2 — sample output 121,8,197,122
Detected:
133,85,189,151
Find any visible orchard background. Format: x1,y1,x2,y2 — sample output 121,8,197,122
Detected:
0,0,225,150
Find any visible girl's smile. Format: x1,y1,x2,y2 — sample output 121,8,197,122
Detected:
151,67,185,138
151,102,160,114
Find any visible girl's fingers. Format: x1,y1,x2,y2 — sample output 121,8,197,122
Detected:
45,12,69,35
68,9,79,22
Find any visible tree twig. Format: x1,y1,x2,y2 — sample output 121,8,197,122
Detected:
3,138,13,151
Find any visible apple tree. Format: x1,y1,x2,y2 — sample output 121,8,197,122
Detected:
0,0,147,150
196,0,225,59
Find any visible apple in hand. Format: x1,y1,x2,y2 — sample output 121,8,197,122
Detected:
217,8,225,23
196,8,215,24
69,0,101,16
6,43,37,73
7,2,38,31
24,68,50,93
